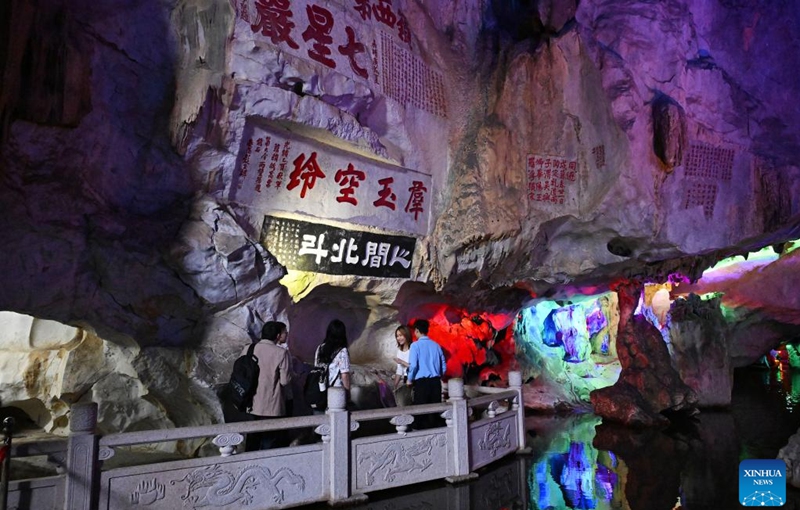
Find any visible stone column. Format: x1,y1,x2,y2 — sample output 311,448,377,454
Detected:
445,378,476,483
64,403,99,510
508,371,529,453
324,389,367,506
327,388,350,504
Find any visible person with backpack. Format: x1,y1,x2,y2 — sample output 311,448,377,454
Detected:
240,321,291,450
307,319,351,413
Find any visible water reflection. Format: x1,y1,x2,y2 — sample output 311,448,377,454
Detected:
526,369,800,509
299,368,800,510
528,414,627,510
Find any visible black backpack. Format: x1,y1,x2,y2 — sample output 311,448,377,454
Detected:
228,343,260,413
303,348,341,410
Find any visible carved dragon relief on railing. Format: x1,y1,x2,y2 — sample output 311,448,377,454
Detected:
161,463,306,507
357,433,447,486
477,420,512,457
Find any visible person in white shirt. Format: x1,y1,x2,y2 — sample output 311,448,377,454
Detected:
393,325,412,390
314,319,351,392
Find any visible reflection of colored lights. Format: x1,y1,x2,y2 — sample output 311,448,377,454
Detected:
529,420,621,510
763,347,800,413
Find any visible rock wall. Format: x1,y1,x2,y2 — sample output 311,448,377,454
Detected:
669,294,732,407
1,0,800,428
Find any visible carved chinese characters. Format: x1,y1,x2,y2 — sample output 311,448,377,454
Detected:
232,124,432,236
261,216,415,277
681,143,734,219
234,0,447,118
526,154,578,205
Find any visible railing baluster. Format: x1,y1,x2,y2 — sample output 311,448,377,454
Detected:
212,433,244,457
445,378,476,483
64,403,99,510
508,370,530,453
390,414,414,434
326,387,366,506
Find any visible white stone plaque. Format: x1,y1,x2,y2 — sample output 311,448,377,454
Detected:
231,123,432,236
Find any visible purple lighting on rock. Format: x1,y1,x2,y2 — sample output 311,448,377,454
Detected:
585,301,607,336
560,442,597,509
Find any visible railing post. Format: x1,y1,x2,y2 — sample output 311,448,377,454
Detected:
445,378,476,483
1,417,14,510
326,387,366,506
64,403,99,510
508,371,530,453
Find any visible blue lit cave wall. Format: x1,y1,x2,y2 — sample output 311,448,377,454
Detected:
514,292,621,410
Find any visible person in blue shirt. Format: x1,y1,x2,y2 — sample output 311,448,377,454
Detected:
406,319,447,428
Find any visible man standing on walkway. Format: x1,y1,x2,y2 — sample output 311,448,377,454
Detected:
244,321,291,450
407,319,447,428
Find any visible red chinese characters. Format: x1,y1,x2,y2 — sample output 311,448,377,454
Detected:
373,177,397,210
404,180,428,220
302,4,335,68
373,0,397,28
396,11,411,44
525,154,576,205
334,163,366,205
353,0,372,21
338,26,368,79
276,140,291,188
251,0,299,49
287,151,326,198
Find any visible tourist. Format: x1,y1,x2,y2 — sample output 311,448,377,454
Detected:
276,327,294,417
393,325,413,406
407,319,447,428
244,321,291,450
312,319,351,412
393,325,412,389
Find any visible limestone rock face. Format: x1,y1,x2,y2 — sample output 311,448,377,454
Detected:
0,311,217,454
779,430,800,489
590,283,697,426
669,295,732,407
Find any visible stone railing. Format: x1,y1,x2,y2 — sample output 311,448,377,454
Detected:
4,371,526,510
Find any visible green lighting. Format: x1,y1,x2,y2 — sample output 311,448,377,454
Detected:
719,303,737,322
700,245,779,279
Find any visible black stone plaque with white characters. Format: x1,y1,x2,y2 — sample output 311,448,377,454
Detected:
260,216,415,278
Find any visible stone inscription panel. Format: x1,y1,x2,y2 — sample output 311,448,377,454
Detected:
682,181,718,219
352,432,449,492
261,215,415,277
526,154,578,205
592,144,606,169
684,143,734,181
230,122,432,236
469,414,518,471
680,142,734,219
379,32,446,117
234,0,447,117
100,450,324,510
